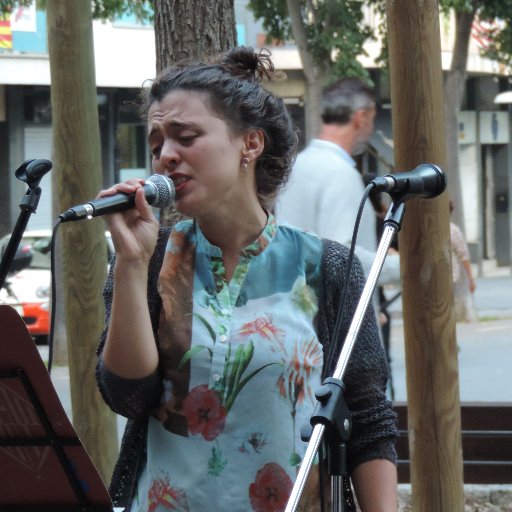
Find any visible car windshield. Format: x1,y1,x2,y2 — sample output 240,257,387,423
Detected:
1,232,114,271
23,236,51,270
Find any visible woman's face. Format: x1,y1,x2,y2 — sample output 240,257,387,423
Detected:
147,89,252,220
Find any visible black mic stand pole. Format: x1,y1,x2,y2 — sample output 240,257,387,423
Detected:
285,201,405,512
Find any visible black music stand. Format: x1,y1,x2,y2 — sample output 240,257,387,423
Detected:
0,305,114,511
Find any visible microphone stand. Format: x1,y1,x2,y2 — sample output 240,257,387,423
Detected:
0,159,52,290
285,200,405,512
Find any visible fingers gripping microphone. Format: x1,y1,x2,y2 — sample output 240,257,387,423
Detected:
370,164,447,202
59,174,175,222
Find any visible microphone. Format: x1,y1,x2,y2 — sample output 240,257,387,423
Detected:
370,164,447,202
59,174,175,222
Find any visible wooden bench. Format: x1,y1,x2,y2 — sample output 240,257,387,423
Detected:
393,402,512,484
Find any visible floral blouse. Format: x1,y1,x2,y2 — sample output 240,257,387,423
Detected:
131,213,326,512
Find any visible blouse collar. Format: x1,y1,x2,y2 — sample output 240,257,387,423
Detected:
194,211,277,261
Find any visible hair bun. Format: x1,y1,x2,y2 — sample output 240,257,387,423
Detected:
220,46,274,83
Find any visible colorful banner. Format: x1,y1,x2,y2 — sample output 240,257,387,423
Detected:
0,14,13,49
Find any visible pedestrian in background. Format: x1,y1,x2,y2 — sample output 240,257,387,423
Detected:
450,200,477,323
274,77,400,286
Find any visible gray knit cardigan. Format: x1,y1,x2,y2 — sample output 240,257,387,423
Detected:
96,225,398,510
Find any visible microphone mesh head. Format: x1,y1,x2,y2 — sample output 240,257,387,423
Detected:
427,164,448,198
146,174,175,208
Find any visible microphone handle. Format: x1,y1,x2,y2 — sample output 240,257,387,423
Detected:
60,185,157,221
88,193,139,217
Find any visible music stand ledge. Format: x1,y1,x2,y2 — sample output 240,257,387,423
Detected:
0,305,114,511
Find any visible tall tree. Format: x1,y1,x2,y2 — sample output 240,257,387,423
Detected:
248,0,373,140
46,0,117,483
386,1,465,508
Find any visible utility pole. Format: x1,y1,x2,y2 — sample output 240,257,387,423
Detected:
386,1,465,510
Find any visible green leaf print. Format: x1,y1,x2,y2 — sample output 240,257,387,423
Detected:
224,362,276,412
178,335,277,415
193,313,217,342
208,444,227,476
178,345,212,369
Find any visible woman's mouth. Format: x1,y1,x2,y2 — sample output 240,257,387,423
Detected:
172,175,190,191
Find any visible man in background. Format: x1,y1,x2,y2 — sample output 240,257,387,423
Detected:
275,77,400,285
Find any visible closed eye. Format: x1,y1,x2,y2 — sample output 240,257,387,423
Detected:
177,134,198,145
150,145,162,158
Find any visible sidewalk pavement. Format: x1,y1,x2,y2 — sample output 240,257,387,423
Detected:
386,259,512,321
475,259,511,278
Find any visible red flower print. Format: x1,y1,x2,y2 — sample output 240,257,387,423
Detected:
147,477,189,511
239,316,285,347
249,462,293,512
182,384,227,441
277,338,322,405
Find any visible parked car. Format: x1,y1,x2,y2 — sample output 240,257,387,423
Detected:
0,244,32,319
0,230,114,344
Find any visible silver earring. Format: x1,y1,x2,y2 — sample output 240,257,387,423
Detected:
241,157,249,171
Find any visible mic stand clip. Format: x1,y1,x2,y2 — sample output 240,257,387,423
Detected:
0,159,52,290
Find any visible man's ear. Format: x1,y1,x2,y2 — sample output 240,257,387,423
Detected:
352,109,366,129
242,128,265,161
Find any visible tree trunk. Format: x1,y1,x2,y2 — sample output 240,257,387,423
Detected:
286,0,327,141
47,0,118,484
386,1,465,510
154,0,236,70
303,76,323,142
152,0,237,225
50,173,68,365
444,7,478,233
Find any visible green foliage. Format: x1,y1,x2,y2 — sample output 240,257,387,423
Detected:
476,0,512,71
247,0,292,42
0,0,32,14
1,0,153,22
90,0,153,22
249,0,512,78
439,0,476,16
247,0,373,80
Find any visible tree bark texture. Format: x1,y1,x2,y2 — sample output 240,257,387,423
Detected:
153,0,237,71
47,0,118,484
386,1,465,510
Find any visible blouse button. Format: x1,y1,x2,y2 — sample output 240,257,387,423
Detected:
221,308,229,315
219,334,228,343
212,373,221,382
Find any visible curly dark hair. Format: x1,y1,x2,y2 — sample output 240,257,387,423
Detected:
139,46,298,207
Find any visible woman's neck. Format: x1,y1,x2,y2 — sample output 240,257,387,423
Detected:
198,206,268,281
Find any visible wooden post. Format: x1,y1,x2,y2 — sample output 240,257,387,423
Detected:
47,0,118,483
386,1,465,510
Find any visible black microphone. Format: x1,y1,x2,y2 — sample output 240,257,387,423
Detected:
370,164,447,202
59,174,175,222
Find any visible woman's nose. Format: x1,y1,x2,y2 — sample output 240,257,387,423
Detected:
159,140,181,169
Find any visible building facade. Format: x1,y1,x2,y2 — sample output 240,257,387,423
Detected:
1,2,511,267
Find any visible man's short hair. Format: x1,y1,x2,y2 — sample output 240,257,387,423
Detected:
321,77,376,125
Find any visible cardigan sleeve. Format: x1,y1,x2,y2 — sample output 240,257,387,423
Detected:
95,225,173,419
319,239,398,473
